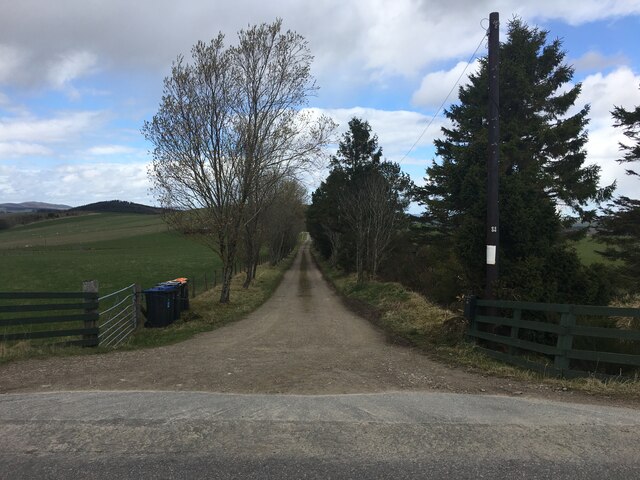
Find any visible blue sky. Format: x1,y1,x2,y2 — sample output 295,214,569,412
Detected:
1,0,639,209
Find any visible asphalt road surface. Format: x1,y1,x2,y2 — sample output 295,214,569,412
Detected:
1,391,639,479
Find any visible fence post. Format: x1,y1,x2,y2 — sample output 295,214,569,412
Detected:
464,295,477,339
509,309,521,356
554,308,576,375
133,284,142,329
213,270,217,287
82,280,99,347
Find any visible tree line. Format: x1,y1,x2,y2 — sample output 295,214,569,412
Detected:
307,18,639,306
145,17,638,306
143,19,334,303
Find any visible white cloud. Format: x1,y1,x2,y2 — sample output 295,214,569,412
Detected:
580,67,640,127
570,51,628,72
1,0,639,207
0,44,27,84
0,162,152,206
308,106,447,161
516,0,640,25
575,66,640,199
0,93,30,117
86,144,138,156
1,0,639,89
47,50,98,91
0,111,103,144
412,60,481,109
0,142,51,157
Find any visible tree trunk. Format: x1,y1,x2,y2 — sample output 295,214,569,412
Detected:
219,258,234,303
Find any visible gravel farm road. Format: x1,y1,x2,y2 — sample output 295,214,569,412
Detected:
1,241,639,479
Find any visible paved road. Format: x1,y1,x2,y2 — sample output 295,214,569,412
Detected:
1,390,639,479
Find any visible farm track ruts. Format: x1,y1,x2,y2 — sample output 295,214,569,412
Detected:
0,241,637,408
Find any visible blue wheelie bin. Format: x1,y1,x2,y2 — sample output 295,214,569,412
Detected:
143,285,176,327
157,281,181,321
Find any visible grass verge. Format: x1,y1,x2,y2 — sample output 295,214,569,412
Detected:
0,249,297,365
312,249,640,401
125,251,296,349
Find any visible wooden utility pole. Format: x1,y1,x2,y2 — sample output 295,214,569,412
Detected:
485,11,500,300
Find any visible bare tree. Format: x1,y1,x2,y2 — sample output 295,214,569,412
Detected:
362,172,403,278
262,178,307,264
339,166,410,283
322,224,342,267
143,20,334,303
338,184,368,283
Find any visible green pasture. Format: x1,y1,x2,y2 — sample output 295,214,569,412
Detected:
0,213,221,293
571,235,618,266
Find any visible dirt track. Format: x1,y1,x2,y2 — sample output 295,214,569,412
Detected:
0,242,634,405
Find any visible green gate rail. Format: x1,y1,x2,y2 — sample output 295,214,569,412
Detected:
0,291,99,347
464,297,640,379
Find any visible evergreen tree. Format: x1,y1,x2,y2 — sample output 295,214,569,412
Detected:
414,18,612,303
307,117,411,280
596,95,640,290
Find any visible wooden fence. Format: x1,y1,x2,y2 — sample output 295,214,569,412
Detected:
0,286,100,347
465,297,640,379
1,281,141,348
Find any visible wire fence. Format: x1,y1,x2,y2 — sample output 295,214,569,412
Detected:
98,283,137,348
188,253,271,297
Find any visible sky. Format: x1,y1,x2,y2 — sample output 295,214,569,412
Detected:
1,0,639,210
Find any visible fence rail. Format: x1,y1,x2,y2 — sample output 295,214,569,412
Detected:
0,282,141,349
98,283,139,348
0,289,99,346
465,297,640,379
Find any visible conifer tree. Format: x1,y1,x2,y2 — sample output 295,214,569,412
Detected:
307,118,411,281
596,96,640,290
414,18,612,302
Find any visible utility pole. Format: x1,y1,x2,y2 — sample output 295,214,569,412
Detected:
485,11,500,300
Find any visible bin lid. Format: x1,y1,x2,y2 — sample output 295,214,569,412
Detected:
154,284,178,291
159,281,181,286
143,286,166,294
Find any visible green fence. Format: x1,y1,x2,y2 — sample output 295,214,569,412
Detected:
465,297,640,379
0,291,99,347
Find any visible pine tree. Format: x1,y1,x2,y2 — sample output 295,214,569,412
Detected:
414,18,612,303
307,117,411,280
596,96,640,290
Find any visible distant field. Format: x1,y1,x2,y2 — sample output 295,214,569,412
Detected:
0,213,167,249
572,235,618,266
0,213,221,293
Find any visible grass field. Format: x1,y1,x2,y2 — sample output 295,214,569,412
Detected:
571,235,619,266
0,213,221,293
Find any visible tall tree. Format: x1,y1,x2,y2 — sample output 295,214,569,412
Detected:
308,117,411,282
143,20,334,303
414,18,613,302
262,178,308,264
596,94,640,290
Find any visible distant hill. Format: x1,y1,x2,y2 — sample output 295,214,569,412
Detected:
70,200,162,215
0,201,71,213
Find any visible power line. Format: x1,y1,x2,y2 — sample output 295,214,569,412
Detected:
399,30,488,163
